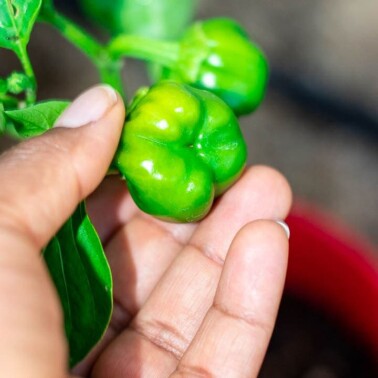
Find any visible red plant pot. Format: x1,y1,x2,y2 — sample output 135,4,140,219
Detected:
285,201,378,360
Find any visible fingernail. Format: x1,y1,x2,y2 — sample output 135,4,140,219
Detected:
54,85,118,128
275,220,290,239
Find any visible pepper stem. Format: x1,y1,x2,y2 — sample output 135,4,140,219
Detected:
108,35,180,68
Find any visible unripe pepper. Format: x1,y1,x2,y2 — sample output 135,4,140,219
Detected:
113,81,247,222
163,18,269,116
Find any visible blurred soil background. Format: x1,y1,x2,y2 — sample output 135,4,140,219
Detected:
1,0,377,376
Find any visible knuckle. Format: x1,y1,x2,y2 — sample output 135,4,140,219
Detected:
213,302,271,337
173,364,215,378
131,317,189,360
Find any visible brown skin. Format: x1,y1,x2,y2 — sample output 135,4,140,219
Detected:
0,86,292,378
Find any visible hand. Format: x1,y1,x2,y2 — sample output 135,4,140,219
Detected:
0,86,292,378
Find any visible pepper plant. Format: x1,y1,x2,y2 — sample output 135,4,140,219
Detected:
0,0,268,367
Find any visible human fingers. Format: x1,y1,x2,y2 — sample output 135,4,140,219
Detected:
92,165,292,377
171,220,289,378
0,85,124,377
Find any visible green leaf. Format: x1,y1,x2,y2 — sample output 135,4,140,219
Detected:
5,100,69,138
0,0,42,52
79,0,197,39
43,202,113,367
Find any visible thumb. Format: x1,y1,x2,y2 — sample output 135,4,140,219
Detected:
0,85,124,377
0,85,125,250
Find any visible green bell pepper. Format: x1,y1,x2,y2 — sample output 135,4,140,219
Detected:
163,18,269,116
113,81,247,222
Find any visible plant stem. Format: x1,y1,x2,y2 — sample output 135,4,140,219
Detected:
97,60,125,96
39,9,125,97
15,45,37,104
39,10,103,62
108,35,180,68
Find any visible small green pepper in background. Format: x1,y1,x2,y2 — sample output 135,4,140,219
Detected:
113,81,247,222
163,18,269,116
